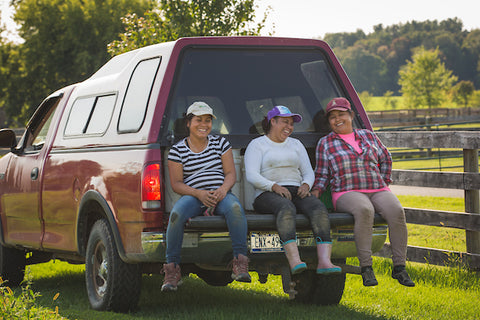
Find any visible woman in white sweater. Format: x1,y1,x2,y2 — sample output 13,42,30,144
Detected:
244,106,340,275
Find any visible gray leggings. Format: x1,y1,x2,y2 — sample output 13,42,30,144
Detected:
253,186,332,244
335,190,407,267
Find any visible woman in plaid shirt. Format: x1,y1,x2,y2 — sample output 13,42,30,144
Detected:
312,97,415,287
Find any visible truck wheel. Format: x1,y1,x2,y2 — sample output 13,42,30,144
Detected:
85,219,141,312
196,269,233,286
312,273,346,305
291,270,345,305
0,243,26,287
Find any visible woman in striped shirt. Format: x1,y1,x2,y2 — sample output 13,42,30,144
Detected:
162,102,250,292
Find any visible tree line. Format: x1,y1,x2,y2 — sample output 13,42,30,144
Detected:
322,18,480,97
1,1,478,127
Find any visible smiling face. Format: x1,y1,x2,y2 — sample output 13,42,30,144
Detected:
187,114,212,139
328,110,354,135
268,116,294,142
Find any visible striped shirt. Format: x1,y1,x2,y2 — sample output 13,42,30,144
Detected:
313,129,392,193
168,135,231,190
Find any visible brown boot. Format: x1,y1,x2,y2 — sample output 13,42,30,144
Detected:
231,254,251,282
161,262,181,292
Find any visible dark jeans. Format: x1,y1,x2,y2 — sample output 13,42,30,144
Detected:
253,186,332,244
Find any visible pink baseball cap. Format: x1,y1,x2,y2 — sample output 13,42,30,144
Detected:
326,97,351,113
267,106,302,123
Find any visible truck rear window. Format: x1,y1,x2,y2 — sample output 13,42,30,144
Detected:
163,47,360,143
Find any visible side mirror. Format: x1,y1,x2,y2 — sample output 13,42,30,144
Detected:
0,129,18,149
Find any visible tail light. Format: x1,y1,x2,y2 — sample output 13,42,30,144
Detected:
142,163,162,210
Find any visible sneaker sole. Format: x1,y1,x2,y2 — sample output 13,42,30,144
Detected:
232,273,252,283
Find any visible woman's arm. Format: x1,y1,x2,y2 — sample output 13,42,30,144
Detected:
372,132,393,184
312,138,330,195
297,140,314,189
244,140,275,191
211,148,236,202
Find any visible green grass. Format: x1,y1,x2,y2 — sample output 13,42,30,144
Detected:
364,96,462,111
14,258,479,320
397,195,465,252
392,156,466,171
391,154,474,252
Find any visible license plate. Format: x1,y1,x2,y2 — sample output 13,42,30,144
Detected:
250,232,283,253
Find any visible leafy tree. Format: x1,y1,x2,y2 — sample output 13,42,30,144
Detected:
462,30,480,84
335,44,387,95
452,80,475,107
383,90,398,109
2,0,151,126
108,0,269,56
325,18,480,95
358,91,372,110
323,30,366,49
398,47,457,111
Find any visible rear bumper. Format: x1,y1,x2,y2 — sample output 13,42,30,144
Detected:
140,213,387,269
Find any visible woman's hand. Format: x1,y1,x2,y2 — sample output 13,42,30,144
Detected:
297,183,311,199
197,190,218,207
272,184,292,200
211,187,227,203
311,189,321,198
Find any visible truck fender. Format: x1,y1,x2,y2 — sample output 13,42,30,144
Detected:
76,190,127,261
0,217,4,246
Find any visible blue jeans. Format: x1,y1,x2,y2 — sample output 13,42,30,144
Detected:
253,186,332,244
166,192,248,265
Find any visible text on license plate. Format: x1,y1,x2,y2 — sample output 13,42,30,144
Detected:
250,232,283,253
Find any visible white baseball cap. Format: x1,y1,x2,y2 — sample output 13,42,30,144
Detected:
186,101,216,119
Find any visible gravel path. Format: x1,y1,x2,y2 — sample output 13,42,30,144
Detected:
389,185,464,198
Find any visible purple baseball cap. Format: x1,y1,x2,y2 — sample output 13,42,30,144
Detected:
267,106,302,123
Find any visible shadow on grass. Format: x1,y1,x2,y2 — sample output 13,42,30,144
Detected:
372,256,480,290
28,268,393,320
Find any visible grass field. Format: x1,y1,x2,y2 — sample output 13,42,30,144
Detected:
2,193,476,320
16,253,479,320
362,96,463,111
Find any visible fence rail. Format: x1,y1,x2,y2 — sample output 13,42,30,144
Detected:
375,131,480,269
369,107,480,128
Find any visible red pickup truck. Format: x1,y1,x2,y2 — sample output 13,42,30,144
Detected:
0,36,387,312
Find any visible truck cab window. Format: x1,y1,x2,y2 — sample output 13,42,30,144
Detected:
23,96,61,153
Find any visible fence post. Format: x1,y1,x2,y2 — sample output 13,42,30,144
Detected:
464,148,480,260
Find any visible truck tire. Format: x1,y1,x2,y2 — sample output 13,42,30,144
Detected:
85,219,141,312
0,243,26,287
312,273,346,305
196,269,234,286
291,270,345,305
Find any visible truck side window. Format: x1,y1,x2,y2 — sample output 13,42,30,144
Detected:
64,94,116,136
118,57,161,133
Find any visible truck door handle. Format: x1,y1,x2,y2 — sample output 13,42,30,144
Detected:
31,167,39,180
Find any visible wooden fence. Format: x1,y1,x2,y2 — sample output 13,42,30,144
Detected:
374,131,480,270
369,107,480,128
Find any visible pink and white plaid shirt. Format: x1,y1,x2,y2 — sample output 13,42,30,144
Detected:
313,129,392,194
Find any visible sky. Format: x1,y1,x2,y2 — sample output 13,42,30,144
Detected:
2,0,480,41
255,0,480,38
